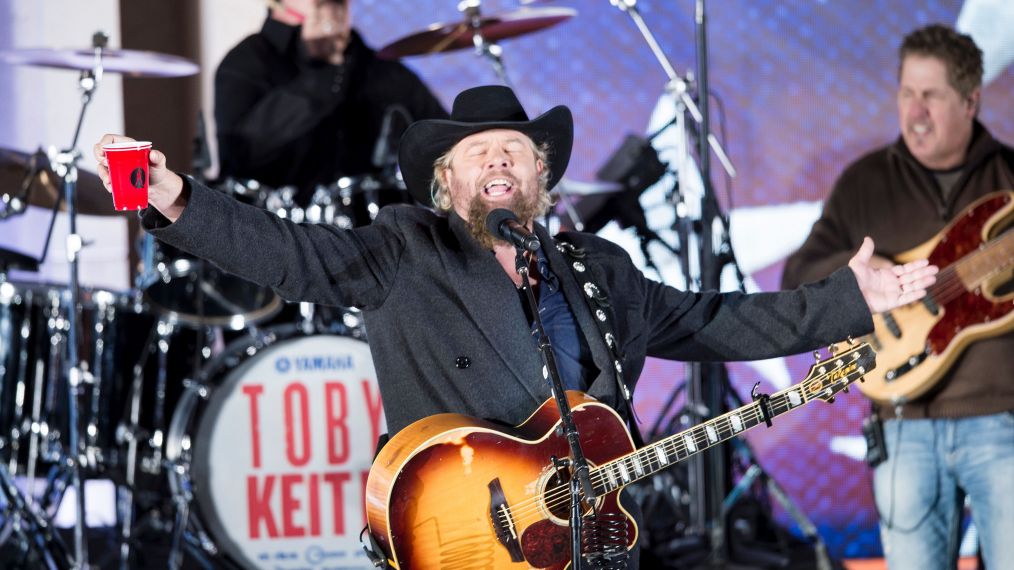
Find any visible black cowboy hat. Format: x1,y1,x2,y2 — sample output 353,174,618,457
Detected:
398,85,573,205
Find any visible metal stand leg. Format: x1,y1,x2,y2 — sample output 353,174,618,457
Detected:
0,462,73,569
117,319,159,570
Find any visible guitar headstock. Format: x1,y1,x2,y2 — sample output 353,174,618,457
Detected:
802,342,877,403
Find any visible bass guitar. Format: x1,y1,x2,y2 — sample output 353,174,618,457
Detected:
855,190,1014,405
366,342,875,569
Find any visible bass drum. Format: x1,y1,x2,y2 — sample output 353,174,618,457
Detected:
166,324,386,569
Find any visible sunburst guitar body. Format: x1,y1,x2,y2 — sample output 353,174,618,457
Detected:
854,191,1014,405
366,344,876,569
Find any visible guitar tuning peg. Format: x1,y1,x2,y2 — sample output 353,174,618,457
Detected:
842,386,850,393
827,396,835,404
827,344,837,355
813,350,821,361
847,336,856,346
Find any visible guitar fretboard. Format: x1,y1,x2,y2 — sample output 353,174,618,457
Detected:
951,227,1014,293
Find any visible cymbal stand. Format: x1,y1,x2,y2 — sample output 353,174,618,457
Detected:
115,318,159,570
458,0,516,89
44,29,112,569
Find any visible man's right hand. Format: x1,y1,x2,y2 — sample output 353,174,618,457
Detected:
94,134,188,223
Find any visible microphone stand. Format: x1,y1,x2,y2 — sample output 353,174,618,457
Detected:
513,247,595,570
606,1,746,565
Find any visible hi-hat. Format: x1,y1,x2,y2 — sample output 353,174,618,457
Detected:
0,47,199,77
0,148,118,217
378,7,576,59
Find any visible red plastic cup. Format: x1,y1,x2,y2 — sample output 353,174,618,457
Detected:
103,141,152,210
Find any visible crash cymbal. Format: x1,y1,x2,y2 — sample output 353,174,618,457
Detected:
0,148,120,217
552,178,625,196
0,47,199,78
378,7,576,59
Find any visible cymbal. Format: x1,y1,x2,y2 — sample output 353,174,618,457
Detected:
552,178,624,196
0,148,121,217
0,47,199,78
377,7,576,59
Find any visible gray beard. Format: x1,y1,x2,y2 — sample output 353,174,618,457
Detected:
466,189,544,251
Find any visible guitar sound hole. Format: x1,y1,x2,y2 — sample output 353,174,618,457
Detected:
544,470,598,521
545,469,573,520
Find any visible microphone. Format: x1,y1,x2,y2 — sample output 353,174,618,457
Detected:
371,107,395,168
372,104,410,169
485,208,541,252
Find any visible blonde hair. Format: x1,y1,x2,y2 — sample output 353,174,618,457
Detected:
430,137,553,213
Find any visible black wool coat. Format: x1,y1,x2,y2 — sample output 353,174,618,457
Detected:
144,179,873,436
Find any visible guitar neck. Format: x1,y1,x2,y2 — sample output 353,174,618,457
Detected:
951,227,1014,291
588,362,861,495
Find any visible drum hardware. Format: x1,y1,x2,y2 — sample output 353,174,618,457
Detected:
115,319,159,570
1,30,199,568
264,185,305,223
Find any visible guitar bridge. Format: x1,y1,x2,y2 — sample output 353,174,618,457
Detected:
488,478,524,562
884,344,932,382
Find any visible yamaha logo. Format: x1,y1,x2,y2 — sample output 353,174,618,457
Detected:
275,357,291,372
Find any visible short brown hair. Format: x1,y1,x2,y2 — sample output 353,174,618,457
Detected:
899,24,983,100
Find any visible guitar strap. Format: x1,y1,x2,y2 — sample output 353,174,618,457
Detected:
555,237,645,448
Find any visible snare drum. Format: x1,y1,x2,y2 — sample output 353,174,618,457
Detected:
137,179,283,329
166,325,386,569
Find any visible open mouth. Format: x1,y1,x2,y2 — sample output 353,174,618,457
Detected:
482,177,515,198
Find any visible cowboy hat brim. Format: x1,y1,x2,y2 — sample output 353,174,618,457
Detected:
398,105,573,206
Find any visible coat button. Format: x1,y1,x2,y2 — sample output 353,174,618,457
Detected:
455,356,471,369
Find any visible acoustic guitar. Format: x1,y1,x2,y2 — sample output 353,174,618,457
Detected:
365,342,875,569
854,190,1014,406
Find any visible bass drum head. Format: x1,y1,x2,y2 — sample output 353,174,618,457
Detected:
191,331,386,569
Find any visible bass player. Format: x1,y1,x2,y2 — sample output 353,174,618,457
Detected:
782,24,1014,570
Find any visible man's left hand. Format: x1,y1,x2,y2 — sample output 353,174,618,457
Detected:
848,236,938,314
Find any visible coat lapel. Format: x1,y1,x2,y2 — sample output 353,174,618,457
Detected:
445,213,546,400
536,225,618,402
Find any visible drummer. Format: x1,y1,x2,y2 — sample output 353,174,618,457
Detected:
214,0,448,205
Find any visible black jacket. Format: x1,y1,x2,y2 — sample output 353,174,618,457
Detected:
214,18,448,202
145,180,874,436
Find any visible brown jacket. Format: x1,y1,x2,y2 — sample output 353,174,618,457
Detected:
782,122,1014,419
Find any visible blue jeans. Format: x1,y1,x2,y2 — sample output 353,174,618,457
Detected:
873,412,1014,569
